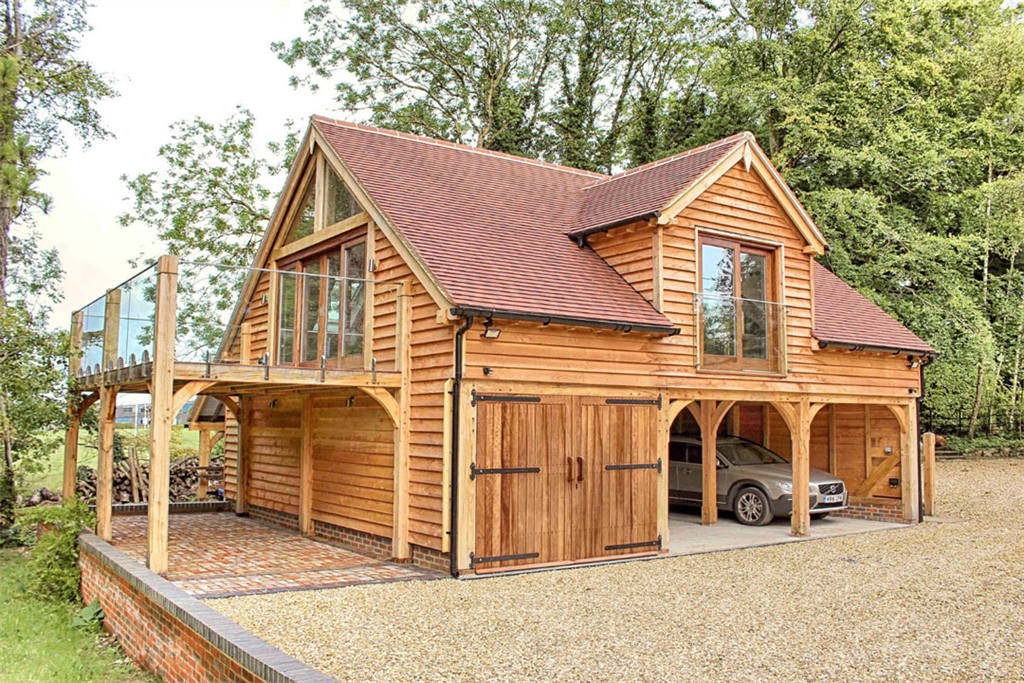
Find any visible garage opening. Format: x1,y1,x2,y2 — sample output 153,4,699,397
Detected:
666,401,904,554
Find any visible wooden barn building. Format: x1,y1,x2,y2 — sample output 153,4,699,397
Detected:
64,117,935,576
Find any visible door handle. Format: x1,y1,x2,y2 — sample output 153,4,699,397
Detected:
577,456,584,483
566,456,574,482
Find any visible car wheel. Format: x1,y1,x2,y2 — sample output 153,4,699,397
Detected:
811,512,830,520
734,487,773,526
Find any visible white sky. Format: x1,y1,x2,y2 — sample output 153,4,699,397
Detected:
32,0,341,330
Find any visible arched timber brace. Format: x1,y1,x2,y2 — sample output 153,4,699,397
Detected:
682,399,736,525
769,399,826,537
657,399,695,547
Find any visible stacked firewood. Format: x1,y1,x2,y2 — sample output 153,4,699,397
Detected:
73,452,225,504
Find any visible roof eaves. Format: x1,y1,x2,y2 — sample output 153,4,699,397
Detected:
811,331,935,357
450,306,679,336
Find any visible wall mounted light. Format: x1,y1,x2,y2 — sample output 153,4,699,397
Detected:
481,318,501,339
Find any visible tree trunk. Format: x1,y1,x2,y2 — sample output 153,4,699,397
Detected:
967,364,985,439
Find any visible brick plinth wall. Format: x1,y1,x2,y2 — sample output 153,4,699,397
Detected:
832,498,908,523
247,504,300,530
248,504,452,573
78,533,338,683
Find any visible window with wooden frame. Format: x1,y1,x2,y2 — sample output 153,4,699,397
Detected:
276,235,367,368
698,234,783,373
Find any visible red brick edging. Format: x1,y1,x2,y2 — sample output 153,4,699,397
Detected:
832,498,908,523
79,532,339,683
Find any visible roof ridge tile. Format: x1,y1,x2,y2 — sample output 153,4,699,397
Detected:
581,132,751,191
312,115,609,180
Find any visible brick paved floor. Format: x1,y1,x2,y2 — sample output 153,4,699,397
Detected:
110,513,443,598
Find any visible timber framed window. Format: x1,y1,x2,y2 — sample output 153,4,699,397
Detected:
697,234,784,373
276,235,367,368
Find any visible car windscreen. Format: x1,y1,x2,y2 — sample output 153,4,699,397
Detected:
717,441,787,466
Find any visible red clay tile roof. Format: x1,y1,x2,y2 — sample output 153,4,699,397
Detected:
313,116,930,350
571,133,748,236
812,262,933,354
314,117,675,330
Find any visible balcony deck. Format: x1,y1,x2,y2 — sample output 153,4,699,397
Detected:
73,359,402,394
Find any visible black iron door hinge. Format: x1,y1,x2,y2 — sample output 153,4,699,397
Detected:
472,390,542,407
470,551,540,568
604,535,662,552
605,394,662,409
469,462,542,481
605,458,662,474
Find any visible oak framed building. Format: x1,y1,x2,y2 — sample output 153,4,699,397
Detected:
64,117,934,577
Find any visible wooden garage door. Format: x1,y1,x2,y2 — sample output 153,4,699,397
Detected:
473,394,660,571
573,397,660,560
474,395,572,570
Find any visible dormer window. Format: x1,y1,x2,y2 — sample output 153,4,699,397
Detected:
698,234,783,373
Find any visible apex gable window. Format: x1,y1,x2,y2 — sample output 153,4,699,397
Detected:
698,234,783,373
275,153,369,367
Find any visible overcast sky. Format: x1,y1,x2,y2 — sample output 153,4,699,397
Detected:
33,0,341,329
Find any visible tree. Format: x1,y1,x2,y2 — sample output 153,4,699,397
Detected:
0,0,114,299
118,108,299,355
274,0,716,170
0,0,112,516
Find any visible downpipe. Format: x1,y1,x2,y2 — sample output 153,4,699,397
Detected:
448,316,474,577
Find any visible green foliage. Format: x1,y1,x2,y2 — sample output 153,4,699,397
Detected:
274,0,716,171
944,434,1024,456
0,549,155,683
19,499,94,602
70,598,104,629
118,107,299,343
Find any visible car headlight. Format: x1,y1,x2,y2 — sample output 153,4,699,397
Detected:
778,481,792,494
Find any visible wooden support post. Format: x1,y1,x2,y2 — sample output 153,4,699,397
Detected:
62,311,84,501
197,430,212,501
791,399,812,538
239,322,252,364
147,255,178,575
299,395,313,535
922,431,936,516
456,379,477,572
95,289,121,540
700,400,718,525
827,404,837,474
391,283,413,561
236,397,250,515
441,378,453,553
900,402,920,522
363,221,376,370
656,403,670,547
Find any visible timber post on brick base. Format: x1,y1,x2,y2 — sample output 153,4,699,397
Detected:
922,431,936,516
147,254,178,575
62,310,84,501
197,429,212,501
96,288,122,541
391,282,413,561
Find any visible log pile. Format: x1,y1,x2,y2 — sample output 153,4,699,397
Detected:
73,454,225,504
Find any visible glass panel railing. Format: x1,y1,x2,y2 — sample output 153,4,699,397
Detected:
695,292,787,373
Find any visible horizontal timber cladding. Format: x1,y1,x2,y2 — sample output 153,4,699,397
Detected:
226,270,271,364
222,413,239,501
246,394,303,515
309,392,394,538
472,393,659,571
588,221,656,307
517,162,919,397
371,225,453,551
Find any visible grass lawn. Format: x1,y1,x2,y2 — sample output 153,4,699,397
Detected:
0,550,156,683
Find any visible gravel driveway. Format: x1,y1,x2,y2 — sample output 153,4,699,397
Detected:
210,459,1024,682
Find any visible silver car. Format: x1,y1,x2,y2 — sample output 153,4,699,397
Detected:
668,435,848,525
